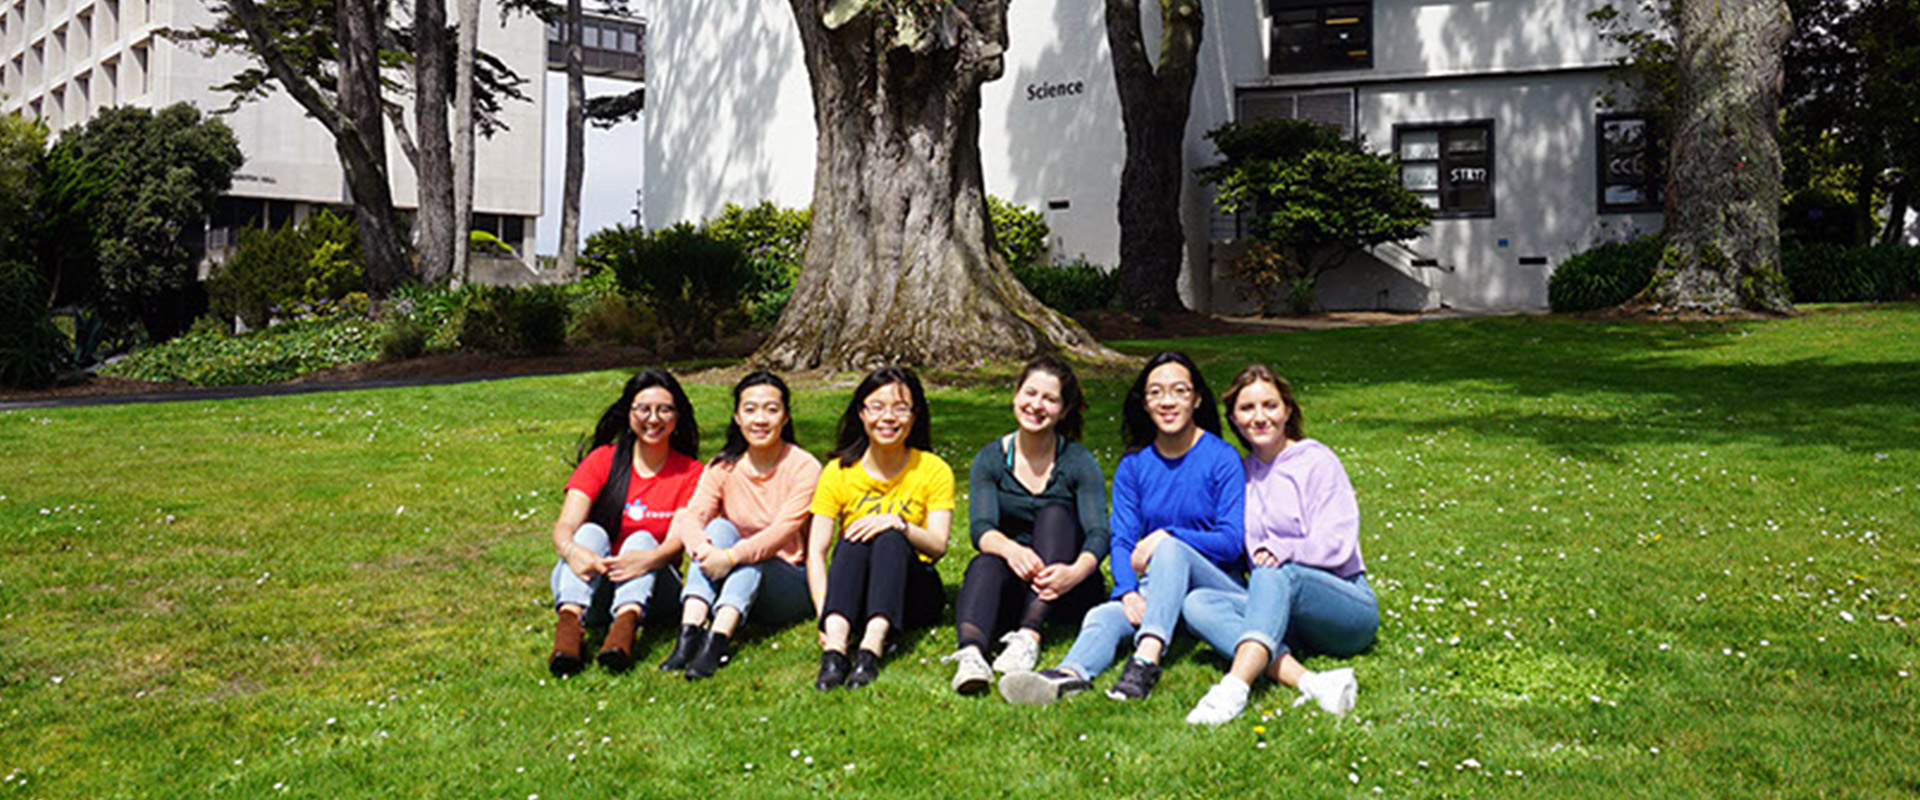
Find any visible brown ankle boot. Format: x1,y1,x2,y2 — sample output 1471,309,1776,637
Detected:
548,609,585,677
597,610,640,672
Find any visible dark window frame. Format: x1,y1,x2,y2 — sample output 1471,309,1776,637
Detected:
1595,111,1663,214
1267,0,1373,74
1393,119,1497,219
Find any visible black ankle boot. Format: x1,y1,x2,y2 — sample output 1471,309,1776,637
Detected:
659,624,705,672
814,650,850,690
684,632,731,680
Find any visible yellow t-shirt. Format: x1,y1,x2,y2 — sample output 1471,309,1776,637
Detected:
810,448,956,562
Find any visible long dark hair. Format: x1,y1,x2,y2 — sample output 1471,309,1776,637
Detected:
1120,351,1221,454
575,368,701,464
713,370,798,465
1017,354,1087,442
828,366,933,468
1221,363,1305,450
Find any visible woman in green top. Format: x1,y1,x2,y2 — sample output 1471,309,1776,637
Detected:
947,355,1111,694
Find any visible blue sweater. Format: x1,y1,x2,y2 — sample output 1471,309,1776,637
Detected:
1107,430,1248,598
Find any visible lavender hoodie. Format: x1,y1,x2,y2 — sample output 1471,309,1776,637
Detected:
1244,438,1364,578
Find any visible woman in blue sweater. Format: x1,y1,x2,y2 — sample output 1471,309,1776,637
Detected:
1000,351,1246,705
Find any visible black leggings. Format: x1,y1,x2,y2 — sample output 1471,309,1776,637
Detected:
821,528,944,641
953,502,1106,652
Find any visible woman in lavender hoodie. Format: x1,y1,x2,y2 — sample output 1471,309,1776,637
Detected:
1181,364,1378,725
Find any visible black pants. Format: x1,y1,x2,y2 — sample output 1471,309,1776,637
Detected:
822,528,944,641
953,502,1106,652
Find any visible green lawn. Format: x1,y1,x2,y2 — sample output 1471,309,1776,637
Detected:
3,306,1917,798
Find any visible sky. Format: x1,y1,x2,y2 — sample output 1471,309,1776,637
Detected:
535,72,646,256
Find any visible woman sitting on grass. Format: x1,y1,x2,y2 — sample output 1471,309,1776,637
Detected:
948,355,1110,694
1181,364,1377,725
547,369,703,676
1001,351,1247,706
659,371,822,680
808,366,955,690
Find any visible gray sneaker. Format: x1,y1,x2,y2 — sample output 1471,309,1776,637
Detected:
1104,657,1161,701
999,669,1090,706
990,631,1040,675
947,648,993,695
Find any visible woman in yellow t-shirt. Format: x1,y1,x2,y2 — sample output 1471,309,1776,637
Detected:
807,366,955,690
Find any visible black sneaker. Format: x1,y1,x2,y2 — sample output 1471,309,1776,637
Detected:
998,669,1091,706
846,649,882,689
684,632,730,681
659,624,705,672
1105,657,1161,701
814,650,851,691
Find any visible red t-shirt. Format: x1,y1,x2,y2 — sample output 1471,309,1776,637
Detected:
566,446,704,554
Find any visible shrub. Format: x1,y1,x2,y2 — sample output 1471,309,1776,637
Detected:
455,284,571,354
470,230,517,257
1230,240,1314,315
0,260,68,389
569,292,658,347
1198,118,1432,314
1548,235,1664,312
703,202,811,329
1011,256,1118,314
207,210,364,328
378,315,430,361
1782,243,1920,303
988,196,1050,269
593,223,749,353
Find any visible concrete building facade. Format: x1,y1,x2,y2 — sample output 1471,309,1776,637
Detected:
646,0,1666,313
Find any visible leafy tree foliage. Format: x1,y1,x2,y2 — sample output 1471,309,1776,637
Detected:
1198,118,1431,313
49,104,243,341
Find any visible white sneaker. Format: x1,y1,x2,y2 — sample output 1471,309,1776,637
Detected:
1296,667,1357,715
1184,677,1251,725
990,631,1040,675
946,648,993,695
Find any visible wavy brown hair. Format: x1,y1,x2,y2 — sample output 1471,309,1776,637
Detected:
1221,363,1304,450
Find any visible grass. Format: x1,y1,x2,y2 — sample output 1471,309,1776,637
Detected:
3,305,1918,798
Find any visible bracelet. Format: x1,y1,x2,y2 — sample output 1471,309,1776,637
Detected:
723,547,736,567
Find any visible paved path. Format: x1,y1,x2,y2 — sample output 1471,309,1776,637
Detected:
0,372,566,412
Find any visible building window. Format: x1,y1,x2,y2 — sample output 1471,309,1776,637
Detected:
1268,1,1370,73
547,15,644,80
1597,113,1661,213
1396,120,1495,218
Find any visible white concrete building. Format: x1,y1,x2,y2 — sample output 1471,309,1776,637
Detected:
646,0,1666,312
0,0,575,263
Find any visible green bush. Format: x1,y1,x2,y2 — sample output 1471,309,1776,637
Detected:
99,314,381,385
469,230,517,257
1548,235,1664,312
1782,243,1920,303
568,292,658,347
988,196,1050,269
1012,256,1118,314
455,284,570,354
207,210,364,329
703,202,810,329
377,314,430,361
592,223,749,353
0,260,69,389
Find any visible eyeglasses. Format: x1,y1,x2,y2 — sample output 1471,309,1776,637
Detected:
862,402,914,419
630,404,678,419
1144,384,1194,402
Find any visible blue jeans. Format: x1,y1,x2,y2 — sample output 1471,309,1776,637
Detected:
1183,563,1377,661
550,523,681,626
1056,538,1244,679
680,518,811,625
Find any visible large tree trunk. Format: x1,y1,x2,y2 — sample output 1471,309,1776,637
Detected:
1639,0,1794,314
413,0,457,284
228,0,411,293
755,0,1116,370
1107,0,1201,312
338,0,413,292
451,0,480,282
554,0,586,275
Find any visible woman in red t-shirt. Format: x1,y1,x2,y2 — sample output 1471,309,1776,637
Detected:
546,368,704,677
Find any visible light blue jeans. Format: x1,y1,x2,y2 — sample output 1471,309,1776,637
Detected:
680,518,811,625
1183,563,1377,662
550,522,680,626
1056,538,1244,679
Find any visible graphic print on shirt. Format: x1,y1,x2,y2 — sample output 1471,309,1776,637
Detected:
847,491,915,522
625,499,677,524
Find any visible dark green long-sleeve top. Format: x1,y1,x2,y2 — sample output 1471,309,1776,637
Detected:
967,435,1112,561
